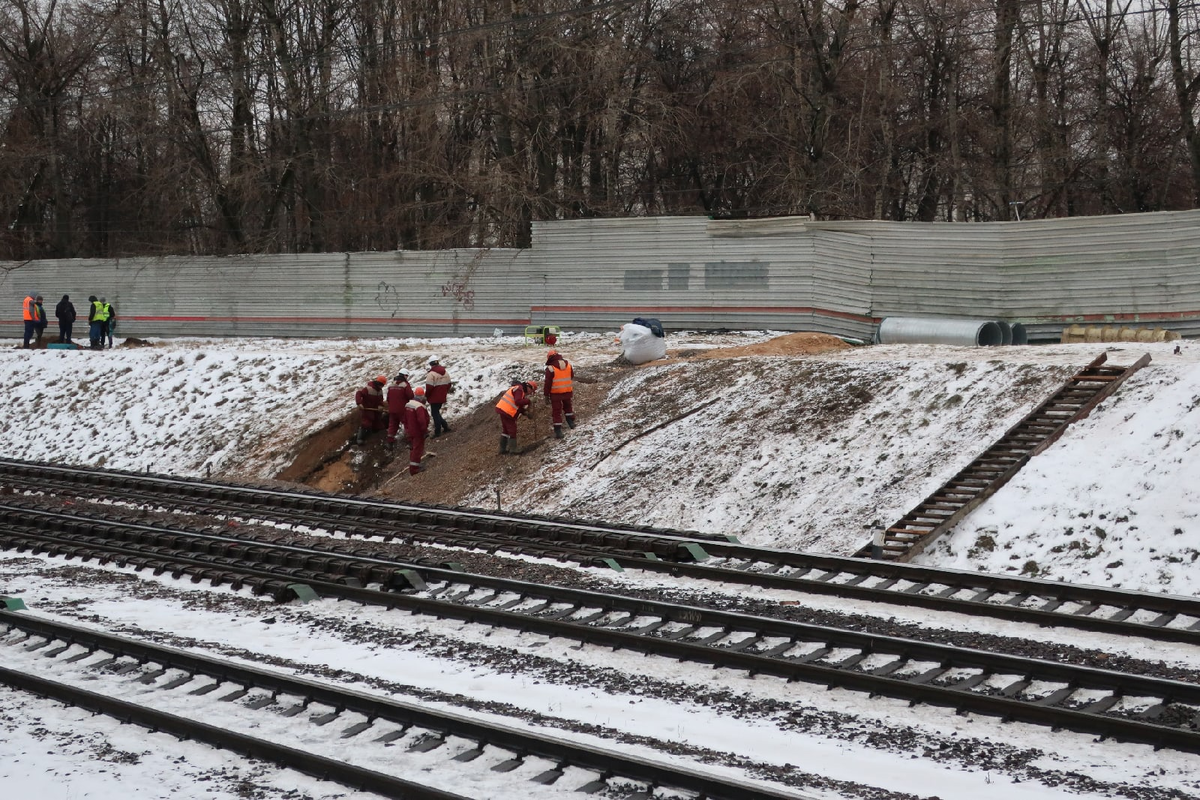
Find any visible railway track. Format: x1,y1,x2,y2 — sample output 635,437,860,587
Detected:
3,499,1200,754
0,612,809,800
4,458,1200,647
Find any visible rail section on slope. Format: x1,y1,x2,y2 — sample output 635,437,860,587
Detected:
856,352,1150,562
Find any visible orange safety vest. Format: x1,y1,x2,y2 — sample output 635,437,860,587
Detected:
548,361,573,394
23,296,35,321
496,386,521,417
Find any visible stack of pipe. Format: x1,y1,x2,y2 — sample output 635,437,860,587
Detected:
876,317,1029,347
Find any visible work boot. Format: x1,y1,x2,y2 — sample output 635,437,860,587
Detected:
566,417,576,429
355,428,365,445
553,426,564,439
498,436,508,455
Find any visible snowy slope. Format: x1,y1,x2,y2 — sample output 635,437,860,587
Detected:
2,335,1197,594
917,355,1200,594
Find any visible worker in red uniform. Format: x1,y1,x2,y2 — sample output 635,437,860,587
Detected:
423,356,454,437
543,349,576,439
354,375,388,444
495,380,537,454
385,370,415,449
403,387,431,474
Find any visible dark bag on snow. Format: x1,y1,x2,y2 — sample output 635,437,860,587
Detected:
631,317,665,338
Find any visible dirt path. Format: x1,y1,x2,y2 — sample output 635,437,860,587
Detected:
274,333,850,504
277,363,635,505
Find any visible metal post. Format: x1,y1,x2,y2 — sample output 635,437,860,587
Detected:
870,530,885,560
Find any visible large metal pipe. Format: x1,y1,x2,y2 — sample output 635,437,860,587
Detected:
876,317,1005,346
1010,323,1028,345
996,321,1013,345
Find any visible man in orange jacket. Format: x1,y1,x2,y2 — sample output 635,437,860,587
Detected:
21,293,42,349
543,349,576,439
495,380,537,454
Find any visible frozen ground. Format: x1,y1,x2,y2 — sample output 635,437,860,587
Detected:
1,332,1198,798
4,549,1198,800
3,332,1196,593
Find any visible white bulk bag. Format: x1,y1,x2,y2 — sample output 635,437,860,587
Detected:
618,323,667,365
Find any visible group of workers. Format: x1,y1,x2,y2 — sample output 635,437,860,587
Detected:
354,357,455,475
496,348,575,454
20,292,116,350
354,349,578,474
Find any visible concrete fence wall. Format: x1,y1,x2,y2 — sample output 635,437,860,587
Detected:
4,209,1199,343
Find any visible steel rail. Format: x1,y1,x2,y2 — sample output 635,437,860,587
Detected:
0,667,471,800
6,466,1200,647
0,526,356,599
4,503,1200,754
0,612,812,800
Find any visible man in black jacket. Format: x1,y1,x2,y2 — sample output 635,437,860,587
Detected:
55,295,76,344
101,298,116,348
33,296,47,345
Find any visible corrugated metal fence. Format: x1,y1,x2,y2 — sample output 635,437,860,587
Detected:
4,210,1199,342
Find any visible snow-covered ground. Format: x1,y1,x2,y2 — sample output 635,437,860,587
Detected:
2,332,1199,798
12,332,1194,591
5,549,1198,800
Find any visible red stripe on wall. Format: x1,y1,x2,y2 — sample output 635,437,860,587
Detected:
129,316,532,325
531,305,878,323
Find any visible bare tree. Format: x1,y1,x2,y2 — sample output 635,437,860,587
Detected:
1166,0,1200,204
0,0,116,256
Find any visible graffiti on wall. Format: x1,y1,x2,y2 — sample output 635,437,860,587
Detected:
441,280,475,311
375,282,403,318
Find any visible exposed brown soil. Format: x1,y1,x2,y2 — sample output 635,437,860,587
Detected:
277,363,637,504
274,334,853,504
276,408,411,495
372,365,633,506
692,331,851,358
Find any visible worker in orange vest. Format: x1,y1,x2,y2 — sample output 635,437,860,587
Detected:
21,293,43,349
495,380,537,454
543,349,576,439
403,388,432,474
354,375,388,444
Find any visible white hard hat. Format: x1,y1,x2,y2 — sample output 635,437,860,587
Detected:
429,355,440,364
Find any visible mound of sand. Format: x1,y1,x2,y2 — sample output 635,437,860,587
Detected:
694,332,852,358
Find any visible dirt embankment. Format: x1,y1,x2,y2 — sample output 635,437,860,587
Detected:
275,333,852,504
688,332,850,358
277,362,636,503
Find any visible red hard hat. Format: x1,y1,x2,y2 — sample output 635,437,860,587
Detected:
414,387,425,396
375,374,388,385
